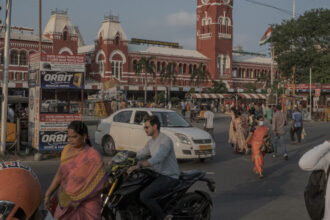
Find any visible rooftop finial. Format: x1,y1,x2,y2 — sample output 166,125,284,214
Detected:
51,8,68,15
104,10,120,22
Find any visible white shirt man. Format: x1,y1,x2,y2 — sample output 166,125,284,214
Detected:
204,107,215,139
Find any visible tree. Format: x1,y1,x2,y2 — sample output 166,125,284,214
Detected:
243,83,257,93
272,9,330,83
190,63,210,93
159,62,177,105
205,80,228,93
133,57,156,103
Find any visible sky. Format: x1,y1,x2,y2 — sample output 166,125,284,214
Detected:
6,0,330,56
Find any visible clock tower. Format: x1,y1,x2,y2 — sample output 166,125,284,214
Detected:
196,0,233,87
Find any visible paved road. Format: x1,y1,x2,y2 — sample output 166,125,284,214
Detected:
21,114,330,220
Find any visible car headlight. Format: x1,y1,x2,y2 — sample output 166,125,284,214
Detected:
175,133,192,145
0,200,15,219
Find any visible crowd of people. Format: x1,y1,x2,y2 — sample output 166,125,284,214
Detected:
228,103,304,179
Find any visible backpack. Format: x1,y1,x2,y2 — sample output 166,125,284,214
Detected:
304,165,330,220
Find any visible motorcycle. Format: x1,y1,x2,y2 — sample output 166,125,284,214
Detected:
101,151,216,220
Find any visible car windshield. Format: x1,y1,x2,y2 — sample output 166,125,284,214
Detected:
151,111,192,128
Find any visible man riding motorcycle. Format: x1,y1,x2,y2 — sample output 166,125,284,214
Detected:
127,115,180,220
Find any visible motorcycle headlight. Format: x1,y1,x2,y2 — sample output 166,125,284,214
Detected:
175,133,192,145
0,200,15,219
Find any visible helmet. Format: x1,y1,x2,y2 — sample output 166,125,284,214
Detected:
0,161,42,220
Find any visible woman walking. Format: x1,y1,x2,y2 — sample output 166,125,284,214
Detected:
247,115,269,178
44,121,107,219
229,109,249,154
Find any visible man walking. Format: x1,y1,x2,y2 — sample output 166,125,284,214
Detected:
290,107,303,144
272,105,288,160
204,105,215,139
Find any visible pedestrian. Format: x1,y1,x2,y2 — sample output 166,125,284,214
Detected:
111,99,118,113
290,107,303,144
127,115,180,220
272,105,288,160
44,121,107,219
229,110,249,154
298,140,330,219
7,104,15,123
203,105,215,139
266,105,273,124
246,115,269,178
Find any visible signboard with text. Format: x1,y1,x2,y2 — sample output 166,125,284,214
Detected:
41,71,84,89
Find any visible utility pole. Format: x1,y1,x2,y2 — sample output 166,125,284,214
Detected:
309,68,312,120
0,0,12,155
39,0,42,52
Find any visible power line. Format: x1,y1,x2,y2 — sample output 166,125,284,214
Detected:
244,0,300,17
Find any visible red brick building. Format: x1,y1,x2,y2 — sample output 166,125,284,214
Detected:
0,1,278,100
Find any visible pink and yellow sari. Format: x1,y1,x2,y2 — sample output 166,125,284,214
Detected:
54,144,106,220
251,126,268,174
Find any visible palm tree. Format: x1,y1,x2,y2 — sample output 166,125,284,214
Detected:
159,62,177,105
133,57,156,104
190,63,210,93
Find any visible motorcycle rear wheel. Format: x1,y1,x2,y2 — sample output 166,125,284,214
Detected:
175,192,212,220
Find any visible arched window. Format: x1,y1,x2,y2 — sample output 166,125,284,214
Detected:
161,62,166,72
10,50,18,65
157,61,160,72
189,64,192,74
63,31,67,41
178,63,182,74
19,51,26,66
111,62,114,76
0,49,3,65
133,60,137,71
218,17,223,33
115,36,119,45
183,64,186,74
225,18,229,33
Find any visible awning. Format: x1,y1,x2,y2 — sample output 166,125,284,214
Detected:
238,93,266,100
190,93,225,99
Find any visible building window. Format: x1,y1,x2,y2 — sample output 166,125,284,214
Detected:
219,18,223,33
183,64,186,74
0,50,3,65
178,63,183,74
19,51,27,66
115,36,119,45
99,62,104,76
115,62,119,78
189,64,192,74
63,31,67,41
232,69,237,77
222,56,226,75
161,62,166,72
111,62,114,76
157,61,160,72
133,60,137,71
10,50,18,65
225,18,229,33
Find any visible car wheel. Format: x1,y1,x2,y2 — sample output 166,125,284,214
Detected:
102,136,116,156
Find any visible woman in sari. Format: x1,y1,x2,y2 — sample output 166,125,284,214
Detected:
44,121,107,219
229,110,249,154
246,115,269,178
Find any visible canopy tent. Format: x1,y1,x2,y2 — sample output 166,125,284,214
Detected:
189,93,225,99
238,93,266,100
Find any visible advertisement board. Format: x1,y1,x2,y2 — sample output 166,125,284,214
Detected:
40,54,85,72
39,114,83,131
41,71,84,89
39,130,68,151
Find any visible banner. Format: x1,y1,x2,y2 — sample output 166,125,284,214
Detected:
39,130,68,151
39,114,83,131
41,71,84,89
40,54,85,72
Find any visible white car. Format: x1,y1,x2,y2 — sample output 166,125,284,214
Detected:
95,108,216,161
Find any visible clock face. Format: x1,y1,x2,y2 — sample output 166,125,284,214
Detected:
223,0,230,4
201,0,209,4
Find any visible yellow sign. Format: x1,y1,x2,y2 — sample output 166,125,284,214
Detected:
199,145,212,150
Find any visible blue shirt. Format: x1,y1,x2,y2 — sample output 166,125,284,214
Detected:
292,111,303,127
136,133,180,179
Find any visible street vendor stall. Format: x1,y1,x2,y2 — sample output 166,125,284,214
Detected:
28,53,85,157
